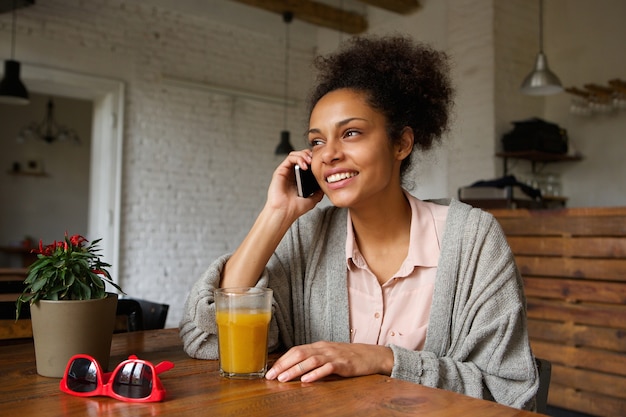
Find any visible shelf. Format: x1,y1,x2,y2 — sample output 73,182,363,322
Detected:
496,151,583,175
6,171,49,177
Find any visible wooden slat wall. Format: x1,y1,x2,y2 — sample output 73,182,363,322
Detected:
489,207,626,417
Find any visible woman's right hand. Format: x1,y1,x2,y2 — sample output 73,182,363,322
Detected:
265,149,324,222
220,149,323,288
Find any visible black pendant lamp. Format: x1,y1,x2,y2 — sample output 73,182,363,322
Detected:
275,11,295,155
0,0,29,105
520,0,563,96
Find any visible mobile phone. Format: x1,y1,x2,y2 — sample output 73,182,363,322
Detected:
295,165,321,198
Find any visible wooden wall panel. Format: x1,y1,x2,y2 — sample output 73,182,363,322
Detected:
527,319,626,352
507,236,626,258
527,298,626,328
490,207,626,417
549,384,626,417
524,277,626,304
515,256,626,281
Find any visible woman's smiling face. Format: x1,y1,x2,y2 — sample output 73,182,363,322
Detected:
307,88,411,210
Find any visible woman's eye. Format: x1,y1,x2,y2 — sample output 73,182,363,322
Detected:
310,138,324,146
344,129,360,138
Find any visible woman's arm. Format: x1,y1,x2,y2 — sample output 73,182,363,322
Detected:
220,150,322,288
180,150,322,358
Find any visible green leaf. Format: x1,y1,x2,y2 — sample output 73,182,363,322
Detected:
23,235,122,301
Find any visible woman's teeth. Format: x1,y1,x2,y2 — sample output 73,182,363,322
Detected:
326,172,357,184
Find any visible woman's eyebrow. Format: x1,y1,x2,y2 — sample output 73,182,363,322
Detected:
307,117,368,135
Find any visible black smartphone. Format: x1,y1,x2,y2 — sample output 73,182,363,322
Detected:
295,165,321,198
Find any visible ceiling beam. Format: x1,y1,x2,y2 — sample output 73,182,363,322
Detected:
359,0,420,15
0,0,34,14
230,0,368,34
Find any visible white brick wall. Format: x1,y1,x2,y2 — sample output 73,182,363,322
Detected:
445,0,497,193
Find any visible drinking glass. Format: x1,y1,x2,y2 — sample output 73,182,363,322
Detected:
214,287,273,379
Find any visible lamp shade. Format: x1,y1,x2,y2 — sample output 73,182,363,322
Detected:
0,60,30,105
275,130,294,155
520,52,563,96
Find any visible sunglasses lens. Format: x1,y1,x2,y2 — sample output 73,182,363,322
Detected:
112,362,154,399
66,358,99,393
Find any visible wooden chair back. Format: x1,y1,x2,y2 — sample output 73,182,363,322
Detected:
0,268,32,343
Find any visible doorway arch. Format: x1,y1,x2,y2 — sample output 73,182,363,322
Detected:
21,64,124,282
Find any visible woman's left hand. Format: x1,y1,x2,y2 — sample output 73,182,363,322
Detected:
264,341,394,383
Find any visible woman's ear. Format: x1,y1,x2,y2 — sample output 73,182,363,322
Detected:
396,127,414,161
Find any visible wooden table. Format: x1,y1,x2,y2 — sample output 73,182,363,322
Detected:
0,328,541,416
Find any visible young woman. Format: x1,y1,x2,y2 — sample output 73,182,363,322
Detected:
180,35,539,410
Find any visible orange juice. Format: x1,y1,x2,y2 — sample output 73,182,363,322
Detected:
216,309,271,375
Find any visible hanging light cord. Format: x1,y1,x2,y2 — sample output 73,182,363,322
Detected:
538,0,544,53
282,12,292,131
10,0,17,59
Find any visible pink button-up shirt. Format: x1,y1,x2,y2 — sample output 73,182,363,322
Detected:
346,194,448,350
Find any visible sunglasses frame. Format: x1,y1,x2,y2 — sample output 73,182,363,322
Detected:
60,354,174,403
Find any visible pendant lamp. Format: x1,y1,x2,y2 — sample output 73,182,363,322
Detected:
0,0,29,105
275,11,295,155
520,0,563,96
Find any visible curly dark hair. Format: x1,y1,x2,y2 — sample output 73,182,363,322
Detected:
307,35,454,177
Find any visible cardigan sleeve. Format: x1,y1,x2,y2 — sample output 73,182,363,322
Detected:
390,202,539,410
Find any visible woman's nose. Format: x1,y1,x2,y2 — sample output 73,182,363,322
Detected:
320,138,343,164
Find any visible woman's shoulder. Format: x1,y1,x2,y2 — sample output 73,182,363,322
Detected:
417,198,500,238
426,198,496,220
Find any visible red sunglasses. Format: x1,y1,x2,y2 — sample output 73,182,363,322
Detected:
60,354,174,402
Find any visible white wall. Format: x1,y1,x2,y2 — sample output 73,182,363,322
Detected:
1,0,624,327
544,0,626,207
0,94,92,250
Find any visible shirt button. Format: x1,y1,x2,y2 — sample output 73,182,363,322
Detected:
374,312,380,319
390,331,396,336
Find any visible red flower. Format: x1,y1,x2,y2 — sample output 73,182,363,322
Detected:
32,239,57,256
69,234,87,248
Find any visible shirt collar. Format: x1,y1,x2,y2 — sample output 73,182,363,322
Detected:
346,191,442,270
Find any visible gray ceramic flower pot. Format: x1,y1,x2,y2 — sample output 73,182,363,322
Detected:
30,292,118,378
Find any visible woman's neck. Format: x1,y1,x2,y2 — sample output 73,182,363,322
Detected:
349,188,412,246
349,188,412,284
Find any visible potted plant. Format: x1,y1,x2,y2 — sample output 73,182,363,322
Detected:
16,233,123,378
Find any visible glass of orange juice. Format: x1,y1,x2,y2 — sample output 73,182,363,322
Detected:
214,287,273,379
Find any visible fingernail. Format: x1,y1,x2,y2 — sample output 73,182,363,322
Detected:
265,369,276,379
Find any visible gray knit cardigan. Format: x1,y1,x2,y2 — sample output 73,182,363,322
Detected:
179,199,539,410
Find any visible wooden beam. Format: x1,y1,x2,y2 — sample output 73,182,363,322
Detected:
358,0,420,14
0,0,34,15
230,0,368,34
